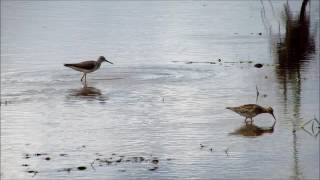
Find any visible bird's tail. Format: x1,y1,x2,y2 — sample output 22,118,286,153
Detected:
226,107,232,110
64,64,72,67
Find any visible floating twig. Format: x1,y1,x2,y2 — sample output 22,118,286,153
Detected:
256,85,260,103
90,159,96,170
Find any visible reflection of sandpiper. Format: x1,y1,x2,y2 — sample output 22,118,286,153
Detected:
64,56,113,83
230,121,276,137
71,86,102,97
226,104,276,122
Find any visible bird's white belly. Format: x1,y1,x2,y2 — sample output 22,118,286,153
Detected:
239,112,257,118
70,66,97,73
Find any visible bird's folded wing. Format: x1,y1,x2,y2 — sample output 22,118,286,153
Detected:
66,61,96,70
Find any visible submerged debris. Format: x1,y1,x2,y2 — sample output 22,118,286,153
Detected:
148,166,158,171
57,168,72,173
27,170,38,177
151,159,159,164
24,154,31,159
200,144,205,149
23,151,169,174
77,166,87,170
254,63,263,68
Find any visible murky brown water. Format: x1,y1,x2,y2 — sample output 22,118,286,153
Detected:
1,1,319,179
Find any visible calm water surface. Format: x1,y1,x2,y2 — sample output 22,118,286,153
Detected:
1,1,319,180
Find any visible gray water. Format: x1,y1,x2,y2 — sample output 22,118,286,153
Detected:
1,1,319,180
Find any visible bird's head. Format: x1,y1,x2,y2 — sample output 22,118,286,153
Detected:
266,107,276,121
98,56,113,64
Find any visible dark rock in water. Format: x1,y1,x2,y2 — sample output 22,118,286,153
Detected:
34,153,48,156
254,63,263,68
22,164,29,167
258,32,262,35
218,59,222,62
151,159,159,164
45,157,51,161
77,166,87,170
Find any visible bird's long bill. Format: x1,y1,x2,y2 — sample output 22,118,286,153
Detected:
105,59,113,64
271,113,276,121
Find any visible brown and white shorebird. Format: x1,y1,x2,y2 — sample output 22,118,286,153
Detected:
64,56,113,83
226,104,276,122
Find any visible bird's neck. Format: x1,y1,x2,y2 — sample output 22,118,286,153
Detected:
96,61,102,68
97,59,104,64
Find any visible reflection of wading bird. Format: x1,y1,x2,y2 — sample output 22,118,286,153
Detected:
64,56,113,83
230,121,276,137
226,104,276,122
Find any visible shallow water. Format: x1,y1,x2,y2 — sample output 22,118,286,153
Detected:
1,1,319,180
